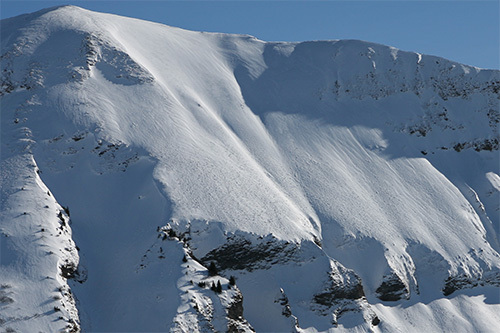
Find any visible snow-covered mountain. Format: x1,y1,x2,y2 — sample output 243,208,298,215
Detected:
1,5,499,332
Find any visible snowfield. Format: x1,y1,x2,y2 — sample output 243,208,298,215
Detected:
1,5,499,332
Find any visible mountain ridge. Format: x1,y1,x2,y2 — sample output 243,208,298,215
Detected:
1,6,499,332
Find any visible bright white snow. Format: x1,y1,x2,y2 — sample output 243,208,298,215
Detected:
1,5,499,332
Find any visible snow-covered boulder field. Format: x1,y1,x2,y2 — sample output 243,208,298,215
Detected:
1,6,499,332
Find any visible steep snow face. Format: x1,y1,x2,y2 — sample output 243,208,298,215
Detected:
1,5,499,332
234,41,500,296
9,5,315,241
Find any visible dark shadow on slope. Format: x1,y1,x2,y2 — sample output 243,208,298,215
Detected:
34,141,179,332
234,40,499,160
234,39,500,311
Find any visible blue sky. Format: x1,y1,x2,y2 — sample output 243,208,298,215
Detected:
1,1,498,69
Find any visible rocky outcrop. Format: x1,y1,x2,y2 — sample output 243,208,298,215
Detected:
310,261,378,327
443,271,500,296
227,290,254,333
453,137,500,152
313,278,365,305
201,235,298,272
376,273,409,302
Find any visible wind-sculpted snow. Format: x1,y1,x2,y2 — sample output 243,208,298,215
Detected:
1,5,499,332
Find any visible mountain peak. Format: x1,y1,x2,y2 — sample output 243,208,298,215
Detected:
1,7,499,333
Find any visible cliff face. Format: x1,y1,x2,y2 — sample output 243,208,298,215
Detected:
1,6,499,332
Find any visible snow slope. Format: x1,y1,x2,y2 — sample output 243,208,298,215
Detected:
1,6,499,332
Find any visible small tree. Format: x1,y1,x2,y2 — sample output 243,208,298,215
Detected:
208,262,218,276
229,276,236,286
216,280,222,293
211,282,216,292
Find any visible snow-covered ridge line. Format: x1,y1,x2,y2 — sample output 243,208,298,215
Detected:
0,152,81,332
1,5,499,332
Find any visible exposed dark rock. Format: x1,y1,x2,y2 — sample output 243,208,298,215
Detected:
453,143,465,152
408,126,428,137
487,109,500,126
443,275,477,296
63,206,70,217
227,320,255,333
313,282,364,306
313,266,365,313
452,137,499,153
274,288,293,318
376,273,409,301
60,261,87,284
227,289,255,333
60,262,77,279
0,289,14,305
443,271,500,296
201,236,297,271
474,138,499,151
227,291,244,320
66,318,80,333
